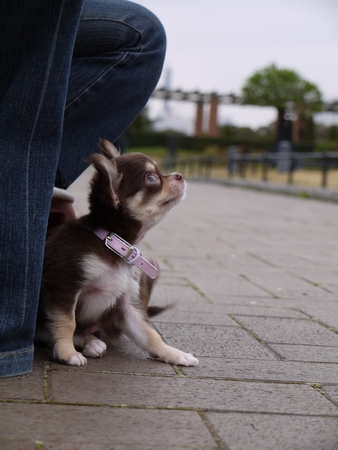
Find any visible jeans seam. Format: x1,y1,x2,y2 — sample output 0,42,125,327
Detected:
65,48,141,112
79,18,144,42
0,347,34,358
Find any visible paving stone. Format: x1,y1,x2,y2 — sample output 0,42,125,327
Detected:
157,255,222,273
0,347,45,401
160,252,272,273
0,441,36,450
269,344,338,363
5,176,335,449
233,316,338,346
150,283,209,307
224,297,338,310
0,403,215,449
322,386,338,407
154,274,190,285
157,302,306,318
294,302,338,331
242,270,335,300
154,308,239,326
185,272,273,299
288,268,338,290
50,372,338,415
154,323,277,359
50,337,176,375
180,358,338,383
223,305,307,318
46,445,212,450
206,412,338,450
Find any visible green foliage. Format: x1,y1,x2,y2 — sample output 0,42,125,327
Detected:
220,124,260,140
241,64,323,114
129,106,153,133
327,125,338,141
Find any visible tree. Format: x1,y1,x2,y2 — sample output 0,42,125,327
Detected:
241,64,323,147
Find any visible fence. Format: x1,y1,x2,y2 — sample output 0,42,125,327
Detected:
164,151,338,188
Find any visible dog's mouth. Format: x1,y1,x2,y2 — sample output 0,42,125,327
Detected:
160,191,186,208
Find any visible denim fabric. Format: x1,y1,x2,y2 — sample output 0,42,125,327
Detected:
0,0,166,377
60,0,166,182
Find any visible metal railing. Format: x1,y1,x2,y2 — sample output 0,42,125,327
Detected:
164,151,338,188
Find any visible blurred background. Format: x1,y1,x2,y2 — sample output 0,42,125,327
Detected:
118,0,338,189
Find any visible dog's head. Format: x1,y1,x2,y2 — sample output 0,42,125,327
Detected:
88,140,186,237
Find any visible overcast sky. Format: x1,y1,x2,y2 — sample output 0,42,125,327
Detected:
136,0,338,131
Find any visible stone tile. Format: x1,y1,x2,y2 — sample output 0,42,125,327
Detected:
206,412,338,450
156,302,306,318
0,441,36,450
154,309,239,326
150,283,209,308
160,252,273,273
0,403,214,449
50,337,176,375
227,297,338,310
322,386,338,407
225,305,307,318
50,372,338,415
233,316,338,346
0,347,45,401
295,302,338,331
155,275,190,285
244,251,319,270
180,358,338,383
288,268,338,289
154,323,277,359
158,255,221,273
46,445,211,450
242,269,334,300
269,344,338,363
185,272,273,299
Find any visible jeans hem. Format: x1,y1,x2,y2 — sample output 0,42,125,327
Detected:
0,347,34,378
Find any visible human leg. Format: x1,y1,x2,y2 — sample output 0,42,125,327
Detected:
0,0,166,377
0,0,84,377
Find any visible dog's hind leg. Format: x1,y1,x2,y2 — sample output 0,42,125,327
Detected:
120,302,199,366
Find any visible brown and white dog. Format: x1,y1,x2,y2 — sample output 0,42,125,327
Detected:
36,140,199,367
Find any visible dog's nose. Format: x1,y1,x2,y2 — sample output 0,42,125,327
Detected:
174,173,183,181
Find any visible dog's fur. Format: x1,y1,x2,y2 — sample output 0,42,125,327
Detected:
36,140,199,367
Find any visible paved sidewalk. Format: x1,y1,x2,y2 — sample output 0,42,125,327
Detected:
1,169,338,449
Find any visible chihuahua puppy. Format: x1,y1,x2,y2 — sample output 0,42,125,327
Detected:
36,140,199,367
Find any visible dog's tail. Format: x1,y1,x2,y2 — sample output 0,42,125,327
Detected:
139,260,171,318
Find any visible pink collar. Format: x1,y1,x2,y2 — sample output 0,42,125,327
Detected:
91,226,159,280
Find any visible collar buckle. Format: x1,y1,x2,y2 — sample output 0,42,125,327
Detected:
92,228,158,279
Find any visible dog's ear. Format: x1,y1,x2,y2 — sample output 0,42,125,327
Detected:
99,139,120,160
88,153,122,209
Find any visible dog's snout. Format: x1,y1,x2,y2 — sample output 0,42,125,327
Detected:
174,173,183,181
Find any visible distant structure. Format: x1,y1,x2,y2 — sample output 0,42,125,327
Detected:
162,68,172,118
151,87,338,138
151,88,240,137
153,69,192,134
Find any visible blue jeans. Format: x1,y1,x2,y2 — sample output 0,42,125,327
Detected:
0,0,166,377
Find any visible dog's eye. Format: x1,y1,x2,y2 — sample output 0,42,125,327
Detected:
145,173,159,184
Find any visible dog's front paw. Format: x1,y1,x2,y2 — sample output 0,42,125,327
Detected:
83,339,107,358
159,346,199,367
175,352,199,367
67,352,87,366
53,344,87,366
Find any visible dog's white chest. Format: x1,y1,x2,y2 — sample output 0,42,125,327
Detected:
78,253,138,323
